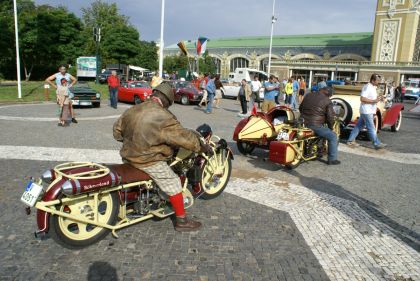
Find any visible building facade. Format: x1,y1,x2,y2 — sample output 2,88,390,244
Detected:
164,0,420,84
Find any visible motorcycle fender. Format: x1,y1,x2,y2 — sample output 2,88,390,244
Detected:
36,178,66,233
269,141,296,165
233,118,249,141
382,104,404,127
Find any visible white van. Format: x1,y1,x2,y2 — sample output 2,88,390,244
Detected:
222,68,268,98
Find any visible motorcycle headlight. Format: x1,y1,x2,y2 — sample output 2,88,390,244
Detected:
41,170,53,183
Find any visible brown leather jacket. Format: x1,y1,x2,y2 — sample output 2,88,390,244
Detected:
113,100,201,168
299,92,336,129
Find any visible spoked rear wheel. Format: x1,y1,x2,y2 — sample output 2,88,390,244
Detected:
200,152,232,200
49,192,118,249
237,141,256,155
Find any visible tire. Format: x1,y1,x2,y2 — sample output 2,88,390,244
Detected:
237,141,256,155
221,89,226,99
180,95,189,105
134,96,142,105
49,192,119,249
331,98,353,125
200,155,232,200
391,111,402,132
93,102,101,108
285,137,301,170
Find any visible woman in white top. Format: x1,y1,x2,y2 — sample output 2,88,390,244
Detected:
250,75,262,110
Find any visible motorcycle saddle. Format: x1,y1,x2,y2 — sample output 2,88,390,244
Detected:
107,163,152,184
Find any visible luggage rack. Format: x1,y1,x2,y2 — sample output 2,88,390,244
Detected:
53,162,110,180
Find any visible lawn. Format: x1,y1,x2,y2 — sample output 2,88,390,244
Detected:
0,81,110,103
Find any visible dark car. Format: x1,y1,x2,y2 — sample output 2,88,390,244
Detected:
169,80,203,105
70,82,101,107
98,70,123,84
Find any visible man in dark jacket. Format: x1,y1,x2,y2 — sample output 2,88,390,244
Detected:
299,87,340,165
113,83,209,231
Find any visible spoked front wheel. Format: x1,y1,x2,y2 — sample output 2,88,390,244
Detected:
49,192,119,249
200,151,232,200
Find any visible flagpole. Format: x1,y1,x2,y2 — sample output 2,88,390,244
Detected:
158,0,165,78
267,0,276,76
13,0,22,99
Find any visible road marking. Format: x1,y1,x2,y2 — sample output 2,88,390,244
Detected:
1,145,420,166
0,145,418,280
339,145,420,165
226,178,420,280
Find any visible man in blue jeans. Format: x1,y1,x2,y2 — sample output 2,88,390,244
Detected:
346,74,387,149
205,75,216,114
299,86,340,165
291,77,299,110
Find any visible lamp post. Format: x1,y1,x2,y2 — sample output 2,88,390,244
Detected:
267,0,277,76
158,0,165,78
13,0,22,99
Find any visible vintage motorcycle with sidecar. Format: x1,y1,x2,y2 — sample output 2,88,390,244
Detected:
269,118,341,169
233,106,300,155
21,125,232,249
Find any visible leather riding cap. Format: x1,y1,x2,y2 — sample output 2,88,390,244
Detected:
154,83,174,105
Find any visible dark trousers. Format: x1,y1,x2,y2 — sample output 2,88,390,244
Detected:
239,95,247,114
109,87,118,108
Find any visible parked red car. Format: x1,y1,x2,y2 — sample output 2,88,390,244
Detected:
168,80,203,105
118,81,152,104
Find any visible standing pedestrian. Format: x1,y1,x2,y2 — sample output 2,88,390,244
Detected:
45,64,78,124
261,75,278,113
274,77,280,105
284,78,293,106
107,70,120,109
298,76,306,104
318,77,327,89
291,77,299,110
250,75,262,110
237,79,251,116
205,75,216,114
214,75,224,109
56,78,72,127
394,83,402,103
346,74,387,149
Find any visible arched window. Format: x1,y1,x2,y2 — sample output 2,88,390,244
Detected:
259,59,269,72
230,57,249,72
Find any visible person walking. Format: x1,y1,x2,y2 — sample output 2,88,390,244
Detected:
214,75,224,109
261,75,278,113
394,83,402,103
45,64,78,124
291,77,299,110
198,74,208,107
318,77,327,90
284,78,294,107
250,75,262,110
274,76,281,105
298,76,306,104
346,74,387,149
237,79,251,116
205,75,216,114
107,70,120,109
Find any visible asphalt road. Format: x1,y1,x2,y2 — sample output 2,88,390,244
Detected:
0,98,419,281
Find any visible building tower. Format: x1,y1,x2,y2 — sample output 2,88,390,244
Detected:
371,0,420,63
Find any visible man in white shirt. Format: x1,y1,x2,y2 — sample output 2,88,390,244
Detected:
346,74,387,149
250,75,262,109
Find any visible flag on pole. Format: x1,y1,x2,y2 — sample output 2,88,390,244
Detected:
177,41,188,56
196,37,208,56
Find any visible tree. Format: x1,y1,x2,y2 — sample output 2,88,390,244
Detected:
198,51,216,74
128,41,158,71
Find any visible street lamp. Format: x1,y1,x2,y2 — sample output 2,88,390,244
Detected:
267,0,277,76
158,0,165,78
13,0,22,99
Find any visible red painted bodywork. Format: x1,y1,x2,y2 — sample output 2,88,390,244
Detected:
382,103,404,127
269,141,292,165
118,81,152,103
233,118,249,141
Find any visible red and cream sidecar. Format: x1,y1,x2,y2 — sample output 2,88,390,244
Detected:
232,106,300,155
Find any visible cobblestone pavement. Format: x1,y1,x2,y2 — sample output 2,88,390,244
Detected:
0,100,419,280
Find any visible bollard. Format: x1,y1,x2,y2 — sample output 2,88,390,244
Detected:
44,83,50,101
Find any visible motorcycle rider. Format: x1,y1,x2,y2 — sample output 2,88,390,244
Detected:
113,83,210,232
299,86,340,165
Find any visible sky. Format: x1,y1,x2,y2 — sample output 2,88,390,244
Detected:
33,0,378,45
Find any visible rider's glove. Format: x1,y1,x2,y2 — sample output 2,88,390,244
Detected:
200,144,213,155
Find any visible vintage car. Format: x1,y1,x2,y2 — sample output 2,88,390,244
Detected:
118,81,152,104
331,83,404,134
221,81,265,100
69,82,101,107
233,106,300,155
168,80,203,105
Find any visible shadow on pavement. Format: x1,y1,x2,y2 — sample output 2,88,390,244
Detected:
88,261,118,281
287,170,420,252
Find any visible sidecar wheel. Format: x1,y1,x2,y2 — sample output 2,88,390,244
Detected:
285,157,301,170
200,156,232,200
49,192,119,249
237,141,256,155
